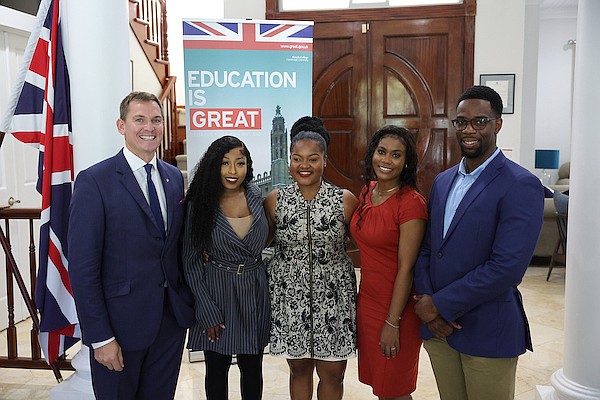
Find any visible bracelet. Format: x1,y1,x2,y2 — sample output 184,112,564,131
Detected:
384,319,400,329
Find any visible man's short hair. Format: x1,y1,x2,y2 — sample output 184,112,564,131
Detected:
119,91,162,120
457,85,503,117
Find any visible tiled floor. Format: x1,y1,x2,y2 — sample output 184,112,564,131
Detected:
0,266,565,399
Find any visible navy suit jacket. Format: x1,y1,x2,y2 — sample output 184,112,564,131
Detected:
414,151,544,358
68,150,194,351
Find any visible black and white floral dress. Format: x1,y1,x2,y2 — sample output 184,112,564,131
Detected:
268,181,357,360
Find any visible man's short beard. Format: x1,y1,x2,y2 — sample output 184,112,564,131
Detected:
461,146,482,159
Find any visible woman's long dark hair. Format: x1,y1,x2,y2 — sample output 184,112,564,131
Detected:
185,135,254,250
355,125,419,229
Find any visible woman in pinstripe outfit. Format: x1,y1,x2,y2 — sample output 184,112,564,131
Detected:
182,136,270,400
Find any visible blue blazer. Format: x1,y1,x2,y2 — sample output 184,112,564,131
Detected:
414,151,544,358
68,150,194,351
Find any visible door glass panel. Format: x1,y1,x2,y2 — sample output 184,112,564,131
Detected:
385,71,416,116
281,0,350,11
388,0,461,5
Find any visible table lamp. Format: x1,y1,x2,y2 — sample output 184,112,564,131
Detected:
535,149,560,186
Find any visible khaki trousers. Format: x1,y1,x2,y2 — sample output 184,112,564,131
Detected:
423,338,518,400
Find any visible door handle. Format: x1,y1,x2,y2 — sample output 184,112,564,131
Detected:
8,197,21,206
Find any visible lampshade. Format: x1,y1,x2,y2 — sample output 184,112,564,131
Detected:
535,149,560,170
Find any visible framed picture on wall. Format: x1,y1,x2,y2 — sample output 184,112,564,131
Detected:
479,73,515,114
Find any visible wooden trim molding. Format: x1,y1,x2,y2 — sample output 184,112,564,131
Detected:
266,0,476,22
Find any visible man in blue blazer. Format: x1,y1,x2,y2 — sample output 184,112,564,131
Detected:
414,86,544,400
68,91,194,399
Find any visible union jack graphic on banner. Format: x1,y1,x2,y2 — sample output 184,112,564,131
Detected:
183,20,313,51
0,0,80,364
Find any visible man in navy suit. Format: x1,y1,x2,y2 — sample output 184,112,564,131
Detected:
68,91,194,399
414,86,544,400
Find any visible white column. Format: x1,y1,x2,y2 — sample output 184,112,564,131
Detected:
62,0,129,175
51,0,130,398
536,0,600,398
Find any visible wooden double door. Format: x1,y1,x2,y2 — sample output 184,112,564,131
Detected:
313,17,473,197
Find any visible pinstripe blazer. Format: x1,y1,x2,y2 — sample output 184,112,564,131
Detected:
182,184,270,354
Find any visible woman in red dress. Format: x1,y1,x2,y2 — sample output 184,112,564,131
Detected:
350,126,427,399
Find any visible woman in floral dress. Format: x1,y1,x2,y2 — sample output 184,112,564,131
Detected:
263,118,358,400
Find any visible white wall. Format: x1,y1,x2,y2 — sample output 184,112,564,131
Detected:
224,0,265,19
167,0,225,105
474,0,527,163
535,10,577,182
129,30,162,96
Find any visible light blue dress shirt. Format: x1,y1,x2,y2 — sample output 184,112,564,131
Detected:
443,148,501,237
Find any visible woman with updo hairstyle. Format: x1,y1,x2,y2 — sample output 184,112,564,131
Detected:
263,117,358,400
350,126,427,399
182,135,270,399
290,115,330,141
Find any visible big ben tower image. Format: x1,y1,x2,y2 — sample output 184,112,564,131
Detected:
270,105,290,188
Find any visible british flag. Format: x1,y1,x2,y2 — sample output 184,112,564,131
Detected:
183,20,313,51
0,0,79,364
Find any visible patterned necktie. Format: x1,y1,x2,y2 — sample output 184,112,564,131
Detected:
144,164,165,237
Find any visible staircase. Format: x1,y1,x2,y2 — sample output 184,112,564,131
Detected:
129,0,185,166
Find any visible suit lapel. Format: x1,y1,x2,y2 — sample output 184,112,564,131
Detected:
246,186,263,237
157,160,177,236
442,153,506,242
115,151,156,225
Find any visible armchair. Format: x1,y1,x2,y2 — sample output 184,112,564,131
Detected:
532,162,570,259
547,191,569,280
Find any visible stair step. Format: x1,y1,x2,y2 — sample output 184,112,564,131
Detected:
175,154,187,171
133,17,149,26
144,39,160,47
178,108,186,127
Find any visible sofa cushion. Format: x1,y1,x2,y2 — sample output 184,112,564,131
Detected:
556,162,570,185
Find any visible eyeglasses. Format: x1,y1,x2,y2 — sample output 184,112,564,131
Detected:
451,117,499,131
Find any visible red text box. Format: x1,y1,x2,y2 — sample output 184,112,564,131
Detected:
189,108,262,130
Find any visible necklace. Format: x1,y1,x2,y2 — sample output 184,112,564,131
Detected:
376,184,400,194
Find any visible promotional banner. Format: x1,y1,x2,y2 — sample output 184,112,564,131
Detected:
183,19,313,195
